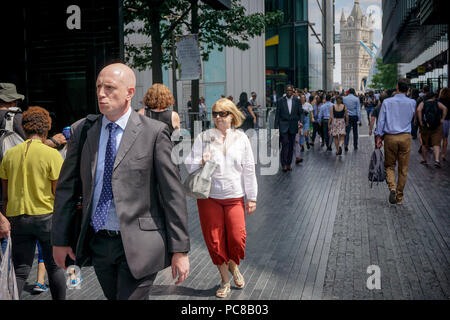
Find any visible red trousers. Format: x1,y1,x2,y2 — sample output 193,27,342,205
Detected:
196,197,246,266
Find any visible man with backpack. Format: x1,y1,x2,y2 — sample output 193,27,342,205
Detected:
416,92,448,168
375,79,416,205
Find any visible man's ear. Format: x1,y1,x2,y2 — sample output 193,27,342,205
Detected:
127,87,135,100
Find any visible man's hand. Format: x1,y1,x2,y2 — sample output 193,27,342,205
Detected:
246,200,256,215
53,246,75,270
45,133,67,148
201,152,211,166
171,252,189,285
369,129,372,136
358,121,362,127
375,135,383,149
299,123,303,129
0,214,10,238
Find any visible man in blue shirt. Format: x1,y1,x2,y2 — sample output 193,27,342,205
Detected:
343,88,362,151
318,94,334,151
375,79,416,205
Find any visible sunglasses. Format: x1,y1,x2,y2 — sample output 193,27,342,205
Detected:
212,111,231,118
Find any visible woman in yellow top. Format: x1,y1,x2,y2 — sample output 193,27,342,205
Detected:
0,106,66,300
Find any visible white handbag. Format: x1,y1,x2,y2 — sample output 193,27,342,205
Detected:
0,238,20,300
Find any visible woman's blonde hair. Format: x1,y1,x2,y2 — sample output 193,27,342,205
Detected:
212,98,245,128
143,83,175,110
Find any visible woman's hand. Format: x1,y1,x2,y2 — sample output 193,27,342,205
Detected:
246,200,256,215
201,152,211,166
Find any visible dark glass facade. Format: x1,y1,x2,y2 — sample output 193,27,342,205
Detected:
1,0,123,134
382,0,449,91
265,0,311,96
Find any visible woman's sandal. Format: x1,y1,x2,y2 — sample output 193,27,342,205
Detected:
420,160,427,165
216,282,231,298
230,268,245,289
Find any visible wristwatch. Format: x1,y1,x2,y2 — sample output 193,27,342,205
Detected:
49,137,60,148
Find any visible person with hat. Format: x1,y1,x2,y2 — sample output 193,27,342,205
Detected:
0,83,67,148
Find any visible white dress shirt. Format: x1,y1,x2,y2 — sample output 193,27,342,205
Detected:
287,97,293,114
185,128,258,201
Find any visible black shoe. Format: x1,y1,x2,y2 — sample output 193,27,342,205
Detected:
344,146,349,152
389,190,397,204
434,160,441,168
338,146,342,155
282,166,288,172
354,146,358,150
306,142,310,149
287,165,292,171
295,158,303,164
327,146,332,151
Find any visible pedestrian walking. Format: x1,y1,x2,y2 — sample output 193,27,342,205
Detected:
138,83,181,137
311,95,322,146
0,106,66,299
237,92,255,131
437,87,450,162
317,94,334,151
185,98,257,298
275,85,304,171
416,92,447,167
51,63,190,300
343,88,362,151
328,96,349,155
375,79,416,205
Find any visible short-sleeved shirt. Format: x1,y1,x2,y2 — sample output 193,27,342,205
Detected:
0,139,63,217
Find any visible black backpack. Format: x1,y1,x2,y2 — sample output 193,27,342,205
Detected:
422,100,441,130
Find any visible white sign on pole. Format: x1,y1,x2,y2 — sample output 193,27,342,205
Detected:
176,34,202,80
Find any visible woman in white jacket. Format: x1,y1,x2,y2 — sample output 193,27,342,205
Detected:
185,98,258,298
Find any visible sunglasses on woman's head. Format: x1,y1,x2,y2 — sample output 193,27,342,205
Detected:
212,111,231,118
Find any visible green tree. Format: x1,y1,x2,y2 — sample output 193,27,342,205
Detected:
123,0,283,89
369,58,398,90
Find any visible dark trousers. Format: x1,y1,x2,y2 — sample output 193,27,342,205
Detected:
311,122,322,143
9,214,66,300
321,120,331,148
89,231,157,300
280,132,296,166
411,120,418,139
345,116,359,148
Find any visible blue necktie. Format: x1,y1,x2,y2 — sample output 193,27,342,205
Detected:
92,122,119,232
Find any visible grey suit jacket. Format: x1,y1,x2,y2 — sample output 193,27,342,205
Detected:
52,110,190,279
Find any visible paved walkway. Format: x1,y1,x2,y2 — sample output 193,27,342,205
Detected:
22,112,450,300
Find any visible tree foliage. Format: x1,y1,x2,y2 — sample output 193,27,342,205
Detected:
369,58,398,90
123,0,283,81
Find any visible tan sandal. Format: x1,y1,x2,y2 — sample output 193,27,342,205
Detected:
216,282,231,298
230,268,245,288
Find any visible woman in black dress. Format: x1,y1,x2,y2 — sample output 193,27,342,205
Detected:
138,83,180,137
236,92,255,131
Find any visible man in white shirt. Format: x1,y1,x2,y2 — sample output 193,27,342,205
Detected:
275,85,304,172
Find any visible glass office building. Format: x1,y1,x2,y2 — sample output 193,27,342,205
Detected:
1,0,123,133
265,0,326,96
382,0,449,91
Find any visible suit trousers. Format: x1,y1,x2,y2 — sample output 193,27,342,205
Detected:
383,133,411,202
280,132,296,166
89,231,157,300
345,116,359,148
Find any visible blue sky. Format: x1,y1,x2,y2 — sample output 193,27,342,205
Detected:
333,0,382,84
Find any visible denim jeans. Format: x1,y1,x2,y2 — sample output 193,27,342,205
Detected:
9,214,66,300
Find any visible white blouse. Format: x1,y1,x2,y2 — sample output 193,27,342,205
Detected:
185,128,258,201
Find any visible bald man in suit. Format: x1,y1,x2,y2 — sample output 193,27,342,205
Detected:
52,63,190,300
